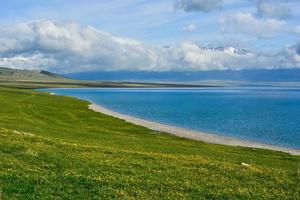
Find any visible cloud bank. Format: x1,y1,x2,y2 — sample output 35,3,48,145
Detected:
0,20,299,73
219,12,285,38
175,0,223,12
254,0,293,19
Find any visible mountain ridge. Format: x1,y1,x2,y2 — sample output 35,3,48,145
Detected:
65,68,300,82
0,67,69,81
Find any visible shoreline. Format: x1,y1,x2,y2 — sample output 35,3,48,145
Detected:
89,103,300,156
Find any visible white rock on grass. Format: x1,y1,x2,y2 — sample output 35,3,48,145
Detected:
241,162,251,167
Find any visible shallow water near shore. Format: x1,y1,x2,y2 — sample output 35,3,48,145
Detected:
40,87,300,149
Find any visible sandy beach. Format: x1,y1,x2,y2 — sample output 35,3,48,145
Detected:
89,103,300,156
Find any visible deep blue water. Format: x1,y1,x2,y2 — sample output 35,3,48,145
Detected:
40,87,300,149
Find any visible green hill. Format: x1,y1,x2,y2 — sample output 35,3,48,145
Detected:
0,67,68,81
0,67,76,89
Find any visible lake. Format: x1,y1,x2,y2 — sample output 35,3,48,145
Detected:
40,87,300,149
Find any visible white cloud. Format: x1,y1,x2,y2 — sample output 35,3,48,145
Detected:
255,0,292,19
294,43,300,55
167,42,299,70
0,20,299,73
0,20,169,72
280,42,300,66
219,12,285,38
175,0,223,12
183,24,197,32
293,26,300,36
0,54,56,70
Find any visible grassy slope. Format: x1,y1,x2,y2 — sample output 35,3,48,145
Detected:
0,87,299,199
0,68,65,80
0,67,74,89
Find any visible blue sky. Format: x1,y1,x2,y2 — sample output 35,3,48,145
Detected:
0,0,299,72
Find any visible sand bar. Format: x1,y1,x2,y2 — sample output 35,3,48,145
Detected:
89,103,300,156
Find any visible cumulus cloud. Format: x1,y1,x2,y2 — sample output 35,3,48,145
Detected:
0,20,169,72
168,42,300,70
0,20,299,73
175,0,223,12
283,42,300,65
293,26,300,36
219,12,285,38
0,54,56,70
254,0,292,19
183,24,197,32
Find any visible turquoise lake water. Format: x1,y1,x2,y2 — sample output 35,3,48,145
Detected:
40,87,300,149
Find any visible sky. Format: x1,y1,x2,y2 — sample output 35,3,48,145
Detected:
0,0,299,73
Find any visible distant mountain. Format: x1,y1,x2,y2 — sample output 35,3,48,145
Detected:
0,67,69,81
0,67,210,88
2,67,300,85
65,69,300,82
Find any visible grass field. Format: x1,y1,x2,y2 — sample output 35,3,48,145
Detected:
0,87,299,199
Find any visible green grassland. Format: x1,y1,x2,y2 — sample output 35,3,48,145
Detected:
0,87,299,199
